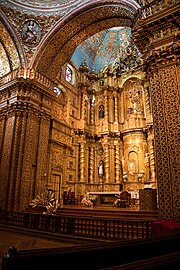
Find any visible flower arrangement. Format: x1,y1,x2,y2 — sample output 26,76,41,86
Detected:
30,189,59,214
81,192,97,207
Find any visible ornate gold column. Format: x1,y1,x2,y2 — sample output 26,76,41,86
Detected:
103,88,109,132
109,140,115,184
81,88,88,125
108,92,114,123
104,137,110,183
79,137,85,183
133,0,180,220
114,139,121,184
114,91,119,131
89,144,95,183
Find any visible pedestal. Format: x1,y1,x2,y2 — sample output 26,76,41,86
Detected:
139,188,157,211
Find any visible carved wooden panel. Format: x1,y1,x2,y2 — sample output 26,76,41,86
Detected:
139,188,158,211
0,116,14,209
150,65,180,220
19,111,39,210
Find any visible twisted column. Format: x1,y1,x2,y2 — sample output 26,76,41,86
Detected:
89,145,95,183
114,93,118,123
104,139,110,183
104,89,109,122
115,140,120,183
79,141,85,182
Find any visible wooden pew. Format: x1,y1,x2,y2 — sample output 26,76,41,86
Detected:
2,234,180,270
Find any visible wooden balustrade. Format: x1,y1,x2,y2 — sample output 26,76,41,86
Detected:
0,210,151,240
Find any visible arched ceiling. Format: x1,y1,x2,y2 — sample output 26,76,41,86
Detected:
31,1,140,80
71,26,136,73
7,0,143,11
0,1,142,80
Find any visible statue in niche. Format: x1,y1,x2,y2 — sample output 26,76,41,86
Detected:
99,105,104,118
22,19,41,46
98,160,104,176
128,87,141,113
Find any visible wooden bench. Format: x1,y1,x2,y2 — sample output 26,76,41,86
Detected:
1,234,180,270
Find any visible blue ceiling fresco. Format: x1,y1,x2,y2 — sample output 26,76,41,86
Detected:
71,27,137,73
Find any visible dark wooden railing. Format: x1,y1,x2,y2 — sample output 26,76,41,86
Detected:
0,210,151,240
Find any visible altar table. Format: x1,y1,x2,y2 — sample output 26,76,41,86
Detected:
88,192,121,205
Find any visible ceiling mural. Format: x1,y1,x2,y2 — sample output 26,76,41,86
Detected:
71,27,142,73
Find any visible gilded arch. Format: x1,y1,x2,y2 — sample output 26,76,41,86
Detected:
31,0,140,80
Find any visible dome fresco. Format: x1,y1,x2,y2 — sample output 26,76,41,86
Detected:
71,27,141,73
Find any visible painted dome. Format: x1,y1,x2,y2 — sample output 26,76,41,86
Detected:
71,26,142,73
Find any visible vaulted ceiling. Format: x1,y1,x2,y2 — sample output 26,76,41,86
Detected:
71,26,140,73
0,0,142,79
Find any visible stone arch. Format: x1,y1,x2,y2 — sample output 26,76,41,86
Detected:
0,11,26,76
31,0,140,81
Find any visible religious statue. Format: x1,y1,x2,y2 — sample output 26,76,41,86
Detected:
98,160,104,176
99,105,105,118
22,19,40,46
